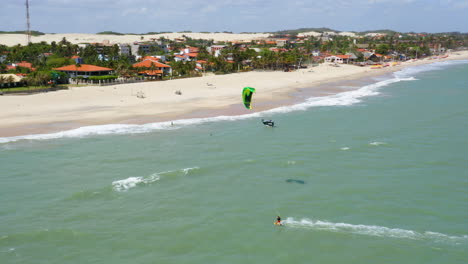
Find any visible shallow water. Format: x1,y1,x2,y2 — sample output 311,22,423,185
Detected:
1,60,467,263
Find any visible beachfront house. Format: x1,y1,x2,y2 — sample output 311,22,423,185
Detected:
324,55,352,64
53,64,114,78
132,58,172,78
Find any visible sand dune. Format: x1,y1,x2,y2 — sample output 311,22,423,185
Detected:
0,32,271,46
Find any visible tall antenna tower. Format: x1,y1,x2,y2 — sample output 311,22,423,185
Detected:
26,0,31,44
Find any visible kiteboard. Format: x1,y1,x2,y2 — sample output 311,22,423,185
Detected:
274,221,283,226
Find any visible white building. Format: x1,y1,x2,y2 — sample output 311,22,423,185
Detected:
207,45,226,57
118,44,131,56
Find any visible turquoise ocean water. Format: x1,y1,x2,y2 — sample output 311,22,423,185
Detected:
1,60,467,263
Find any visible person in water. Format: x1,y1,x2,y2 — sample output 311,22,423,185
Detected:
262,119,275,127
275,216,282,225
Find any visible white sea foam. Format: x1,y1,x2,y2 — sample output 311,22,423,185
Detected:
394,59,468,79
182,167,199,175
113,167,198,191
283,217,468,242
112,173,160,192
370,141,387,146
2,60,466,145
340,147,350,151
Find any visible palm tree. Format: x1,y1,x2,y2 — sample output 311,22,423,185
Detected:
74,62,82,84
0,75,6,88
6,75,15,87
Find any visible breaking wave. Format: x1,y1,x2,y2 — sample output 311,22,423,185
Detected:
112,173,160,192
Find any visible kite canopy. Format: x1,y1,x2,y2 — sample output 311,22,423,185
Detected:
242,87,256,109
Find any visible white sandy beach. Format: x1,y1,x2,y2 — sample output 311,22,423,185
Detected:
1,51,468,137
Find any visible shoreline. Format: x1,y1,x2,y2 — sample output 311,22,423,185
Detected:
1,52,468,138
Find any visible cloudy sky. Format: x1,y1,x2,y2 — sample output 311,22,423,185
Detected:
2,0,468,33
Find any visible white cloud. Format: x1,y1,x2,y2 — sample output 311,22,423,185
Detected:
453,0,468,8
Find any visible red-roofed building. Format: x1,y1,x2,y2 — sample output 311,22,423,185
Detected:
325,55,352,64
195,60,207,71
174,54,188,62
139,56,161,62
53,64,114,78
8,61,36,72
180,47,199,54
138,70,163,76
133,59,172,77
185,53,198,59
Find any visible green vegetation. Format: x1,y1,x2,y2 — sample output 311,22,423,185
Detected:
0,30,466,87
145,32,172,35
96,31,125,35
273,27,336,35
88,75,118,81
0,85,66,93
0,30,45,36
359,29,398,35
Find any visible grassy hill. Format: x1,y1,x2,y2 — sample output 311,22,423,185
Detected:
272,27,337,35
0,30,45,36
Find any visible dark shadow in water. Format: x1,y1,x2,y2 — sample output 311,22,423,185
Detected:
286,179,306,184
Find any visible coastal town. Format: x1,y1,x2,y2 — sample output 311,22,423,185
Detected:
1,30,467,92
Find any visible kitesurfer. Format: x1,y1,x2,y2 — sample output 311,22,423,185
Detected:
261,119,275,127
275,215,282,225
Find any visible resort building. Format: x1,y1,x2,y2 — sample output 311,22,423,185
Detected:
324,55,353,64
53,64,114,78
132,58,172,78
